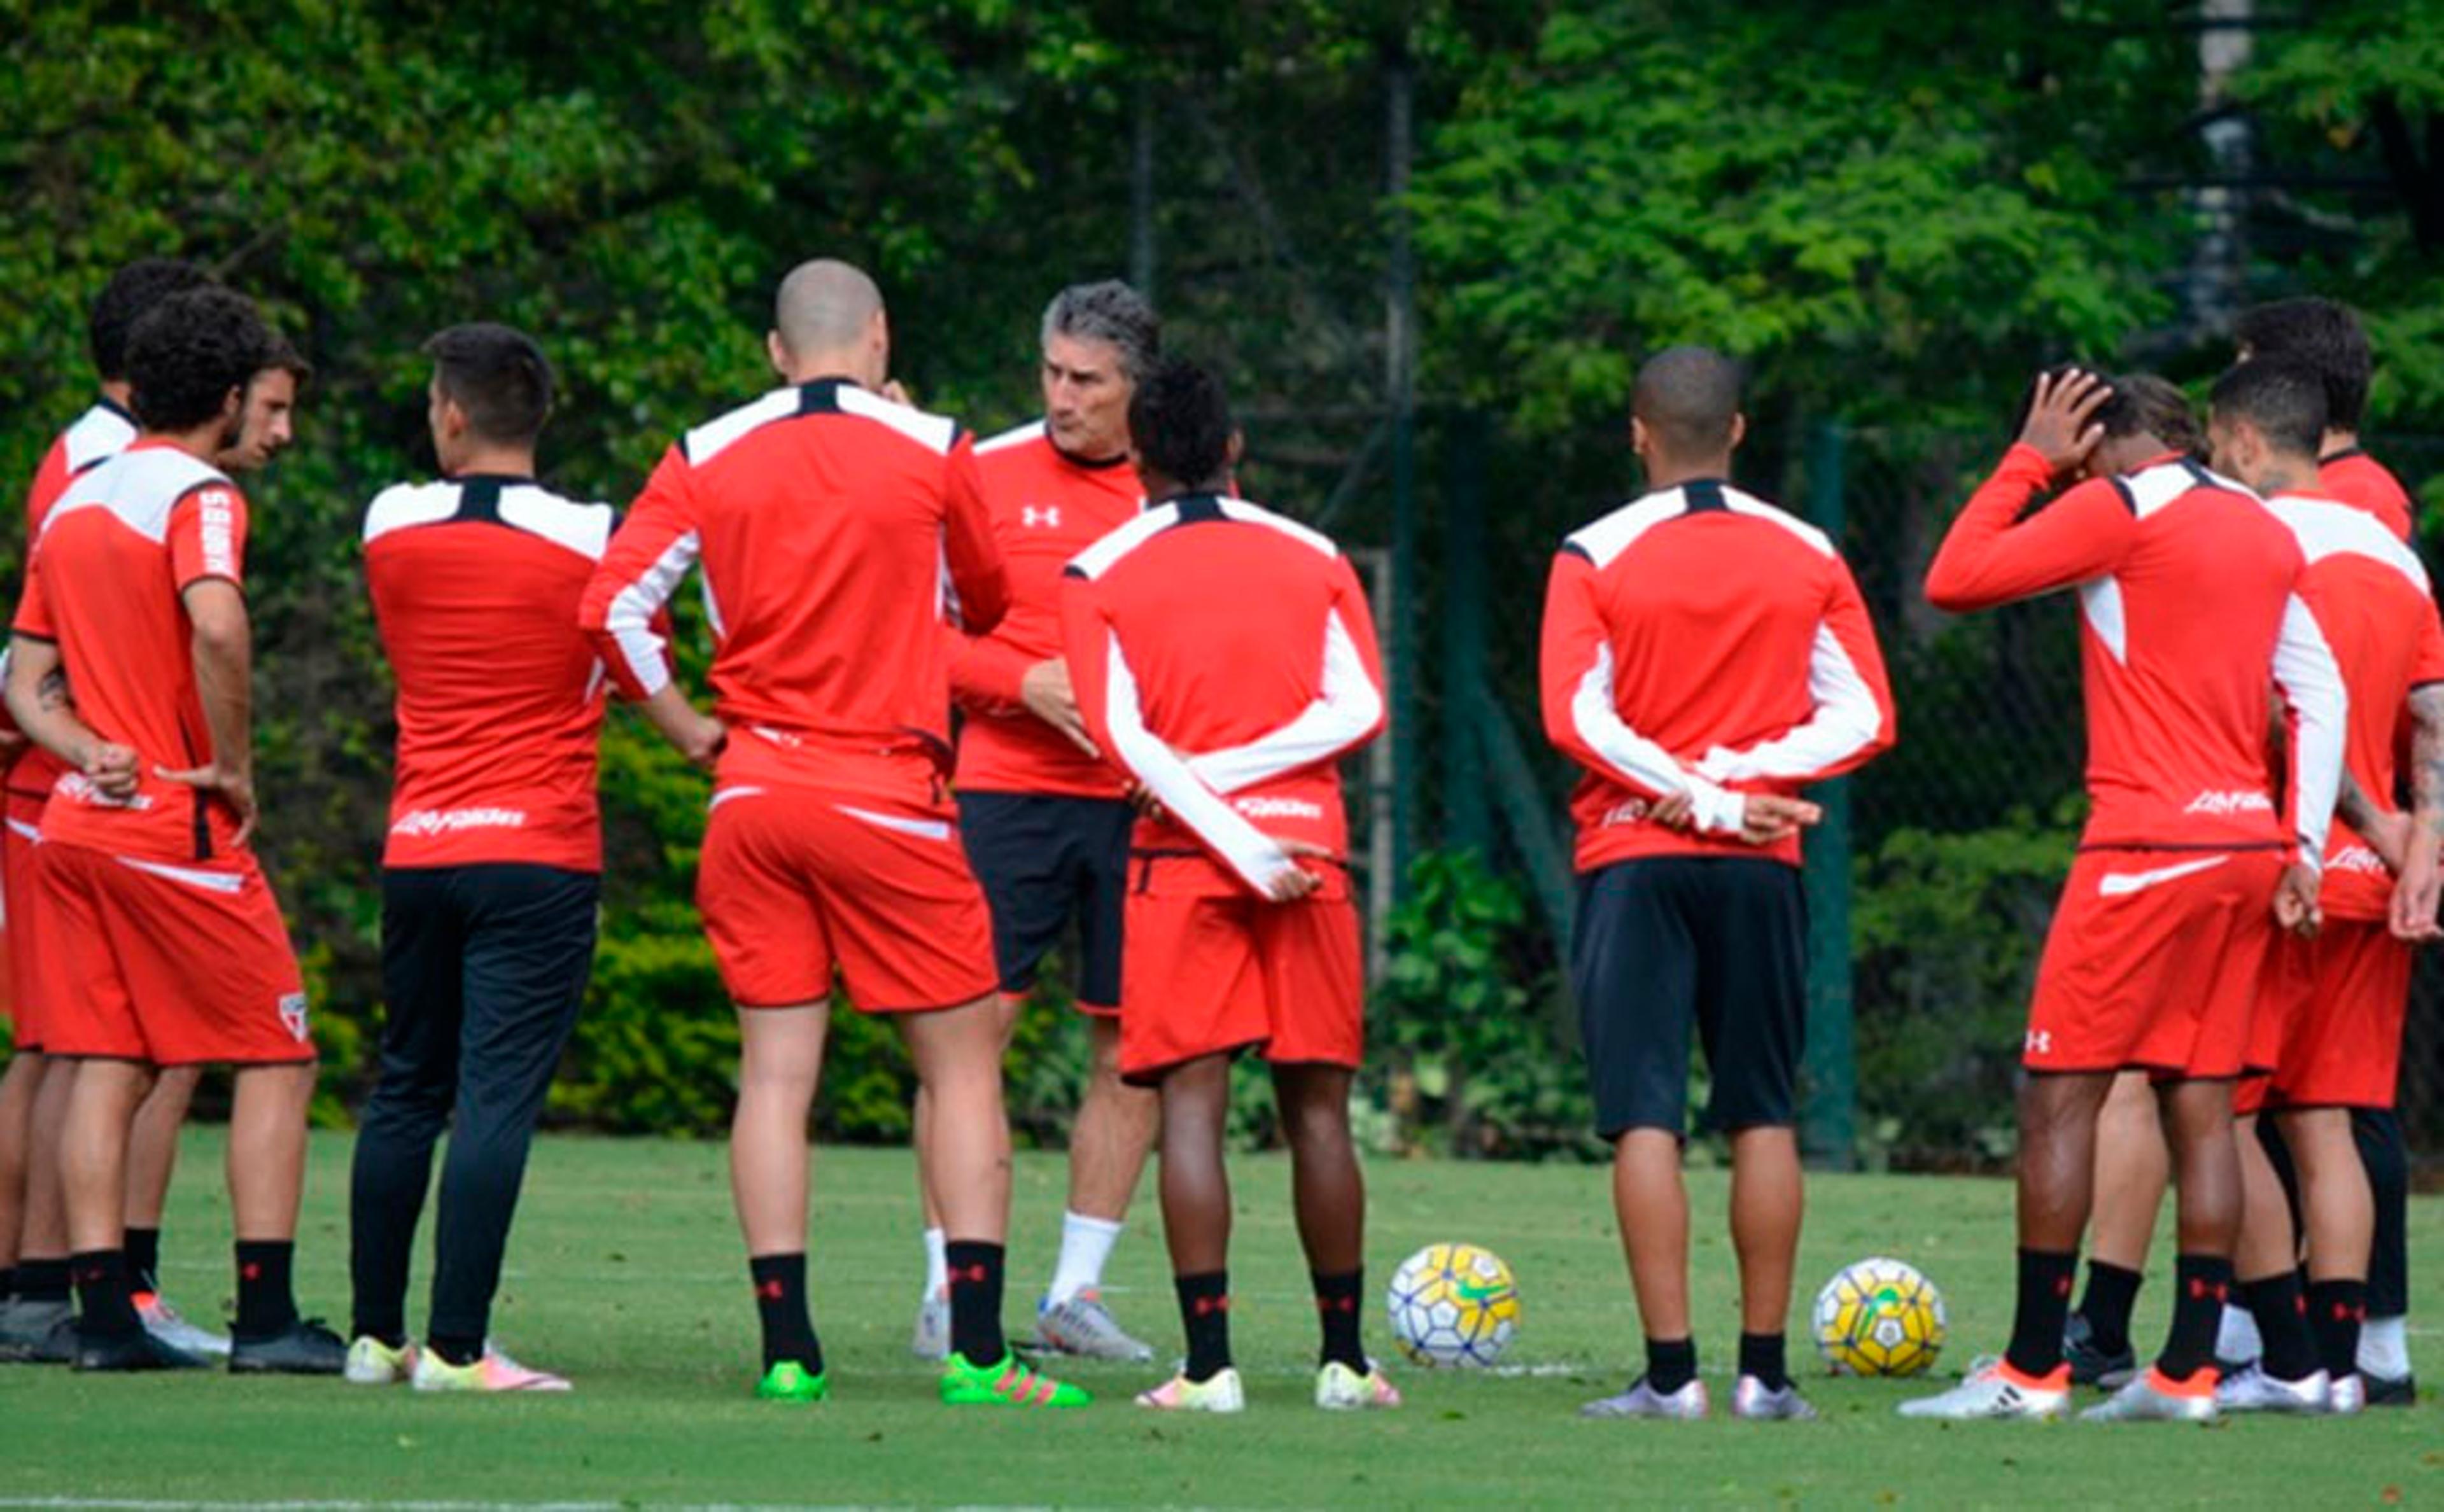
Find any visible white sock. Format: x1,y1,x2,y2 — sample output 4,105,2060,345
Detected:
1044,1211,1125,1306
2216,1302,2261,1365
2359,1314,2410,1379
922,1226,948,1300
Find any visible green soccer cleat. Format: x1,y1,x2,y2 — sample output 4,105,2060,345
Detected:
940,1350,1091,1409
755,1361,829,1403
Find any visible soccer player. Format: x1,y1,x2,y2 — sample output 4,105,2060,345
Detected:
343,325,612,1394
3,285,342,1373
2200,359,2444,1416
1060,357,1394,1415
2071,303,2428,1404
1540,346,1895,1422
1902,368,2346,1423
0,256,214,1367
582,258,1085,1410
917,280,1161,1362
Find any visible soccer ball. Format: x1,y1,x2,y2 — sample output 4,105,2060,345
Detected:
1812,1256,1946,1376
1386,1242,1521,1368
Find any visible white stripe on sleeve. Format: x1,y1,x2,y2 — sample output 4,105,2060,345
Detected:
1187,609,1382,794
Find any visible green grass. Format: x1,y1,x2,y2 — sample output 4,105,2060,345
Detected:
1,1131,2438,1509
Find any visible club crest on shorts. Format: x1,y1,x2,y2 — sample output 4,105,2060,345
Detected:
277,992,311,1042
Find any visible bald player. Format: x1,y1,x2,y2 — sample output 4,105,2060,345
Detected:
584,260,1087,1410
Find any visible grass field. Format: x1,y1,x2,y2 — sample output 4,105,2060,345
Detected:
0,1130,2437,1509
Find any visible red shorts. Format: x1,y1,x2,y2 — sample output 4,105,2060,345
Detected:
698,783,997,1011
1118,855,1363,1083
2237,918,2410,1114
2023,848,2284,1080
3,794,45,1051
36,841,312,1065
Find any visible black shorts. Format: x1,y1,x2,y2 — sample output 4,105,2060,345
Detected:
957,791,1133,1011
1571,856,1808,1139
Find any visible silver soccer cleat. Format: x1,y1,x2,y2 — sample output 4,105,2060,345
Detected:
1731,1375,1819,1421
1035,1292,1155,1362
2326,1372,2367,1415
1897,1357,2070,1420
2080,1369,2219,1424
2214,1362,2330,1414
1581,1375,1710,1420
139,1294,232,1358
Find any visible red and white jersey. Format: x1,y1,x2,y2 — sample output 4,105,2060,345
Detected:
365,475,618,872
2317,448,2415,543
581,377,1008,799
8,400,138,800
950,421,1142,799
1060,493,1385,896
1927,445,2347,862
11,439,255,864
2264,491,2444,919
1539,479,1895,872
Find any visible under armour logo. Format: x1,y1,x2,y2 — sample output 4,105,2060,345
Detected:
1021,505,1061,528
755,1280,784,1301
2025,1030,2053,1056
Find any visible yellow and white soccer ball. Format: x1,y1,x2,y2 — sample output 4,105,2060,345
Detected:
1812,1256,1946,1376
1387,1242,1521,1368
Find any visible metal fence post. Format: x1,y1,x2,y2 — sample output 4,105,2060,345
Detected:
1801,421,1858,1170
1441,411,1492,857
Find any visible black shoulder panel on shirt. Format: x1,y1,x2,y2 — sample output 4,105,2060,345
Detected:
454,479,504,524
2179,459,2216,491
1169,493,1228,526
2107,477,2137,514
797,380,846,416
1682,480,1728,514
1558,541,1593,563
1062,564,1087,579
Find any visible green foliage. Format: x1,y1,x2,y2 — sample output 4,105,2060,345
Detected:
1366,850,1598,1159
1850,802,2081,1170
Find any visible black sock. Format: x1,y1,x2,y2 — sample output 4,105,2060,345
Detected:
2306,1278,2366,1381
2157,1254,2233,1382
429,1333,485,1368
1176,1271,1232,1382
234,1240,298,1338
2004,1248,2077,1378
1312,1269,1365,1371
1739,1331,1788,1391
944,1240,1006,1365
0,1266,15,1301
18,1256,69,1304
2242,1272,2317,1381
1645,1336,1697,1394
71,1250,140,1341
123,1228,161,1294
748,1252,822,1374
2075,1260,2143,1355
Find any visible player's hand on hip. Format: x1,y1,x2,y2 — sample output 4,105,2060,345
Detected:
2272,861,2323,938
1020,657,1100,758
2016,367,2112,475
1737,794,1822,846
153,759,256,846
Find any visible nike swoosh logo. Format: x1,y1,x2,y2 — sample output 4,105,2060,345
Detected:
1456,1280,1510,1305
2096,855,2230,898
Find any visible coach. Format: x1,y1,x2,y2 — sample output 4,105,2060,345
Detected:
1539,346,1895,1422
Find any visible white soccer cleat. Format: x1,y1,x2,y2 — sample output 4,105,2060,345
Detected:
2326,1373,2367,1415
1897,1357,2070,1420
412,1345,570,1393
1036,1292,1156,1362
137,1293,231,1358
909,1288,950,1362
1315,1359,1401,1411
1581,1375,1710,1420
1732,1375,1820,1421
2080,1367,2218,1423
2214,1362,2330,1414
1135,1367,1246,1413
344,1334,418,1386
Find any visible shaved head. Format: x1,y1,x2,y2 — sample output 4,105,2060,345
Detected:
1633,346,1743,459
773,259,883,358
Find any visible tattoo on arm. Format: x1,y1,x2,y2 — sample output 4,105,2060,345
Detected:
2411,685,2444,837
35,669,67,711
2336,768,2385,835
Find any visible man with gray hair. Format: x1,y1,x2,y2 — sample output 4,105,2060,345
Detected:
913,279,1160,1361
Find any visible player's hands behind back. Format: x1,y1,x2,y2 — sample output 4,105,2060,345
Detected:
1021,657,1099,758
2272,861,2322,938
154,757,256,846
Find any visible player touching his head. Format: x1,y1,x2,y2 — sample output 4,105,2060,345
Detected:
1904,368,2345,1423
0,257,212,1368
2202,360,2443,1415
916,280,1162,1364
5,286,342,1373
1060,358,1393,1414
582,259,1085,1410
1540,346,1895,1422
344,324,613,1394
